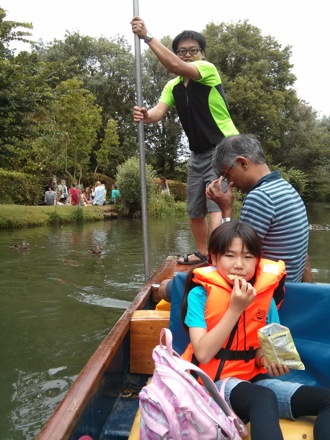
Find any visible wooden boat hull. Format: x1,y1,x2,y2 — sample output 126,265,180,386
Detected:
36,257,184,440
36,258,330,440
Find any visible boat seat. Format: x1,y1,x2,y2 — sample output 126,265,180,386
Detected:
130,310,170,375
128,407,314,439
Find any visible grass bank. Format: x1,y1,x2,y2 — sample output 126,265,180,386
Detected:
0,198,239,230
0,204,118,229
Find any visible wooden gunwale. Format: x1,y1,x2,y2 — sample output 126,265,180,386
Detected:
36,257,179,440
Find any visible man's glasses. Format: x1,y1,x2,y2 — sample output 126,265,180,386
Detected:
175,48,202,57
221,159,237,183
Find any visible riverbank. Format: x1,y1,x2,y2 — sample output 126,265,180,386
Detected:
0,204,119,229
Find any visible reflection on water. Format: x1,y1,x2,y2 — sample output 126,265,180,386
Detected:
306,202,330,282
0,205,329,439
11,368,76,440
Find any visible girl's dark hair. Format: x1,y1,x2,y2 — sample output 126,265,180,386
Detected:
172,30,206,53
181,221,261,331
209,221,261,259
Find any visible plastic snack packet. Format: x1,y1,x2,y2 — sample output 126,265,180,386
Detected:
258,323,305,370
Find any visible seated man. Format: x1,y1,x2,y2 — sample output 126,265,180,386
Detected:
92,181,106,205
44,187,57,205
206,134,312,282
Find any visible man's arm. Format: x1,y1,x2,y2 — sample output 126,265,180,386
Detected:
206,178,234,218
131,16,200,80
133,102,169,124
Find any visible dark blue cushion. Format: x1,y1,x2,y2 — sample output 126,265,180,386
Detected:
169,272,190,354
278,282,330,387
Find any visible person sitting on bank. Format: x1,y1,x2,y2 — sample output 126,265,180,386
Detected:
68,181,82,206
44,186,57,205
92,181,106,205
58,179,68,204
82,186,93,205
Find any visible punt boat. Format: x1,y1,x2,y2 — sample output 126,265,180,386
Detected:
36,256,330,440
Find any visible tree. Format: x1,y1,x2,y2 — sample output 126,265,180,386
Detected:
203,20,299,158
30,79,102,181
36,33,138,163
0,10,50,170
95,118,120,175
199,20,329,201
0,50,56,170
280,104,330,201
0,8,32,58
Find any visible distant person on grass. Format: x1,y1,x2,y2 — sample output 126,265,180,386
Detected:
44,187,57,206
92,181,106,206
110,184,120,204
58,179,68,204
68,181,82,206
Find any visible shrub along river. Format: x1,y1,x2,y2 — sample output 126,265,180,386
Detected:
0,203,329,439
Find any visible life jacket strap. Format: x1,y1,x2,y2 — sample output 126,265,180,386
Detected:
215,346,257,362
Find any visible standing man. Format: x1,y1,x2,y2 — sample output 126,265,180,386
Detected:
131,17,239,265
206,134,312,282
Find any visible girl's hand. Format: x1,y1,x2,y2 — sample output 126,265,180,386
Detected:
267,362,290,376
229,277,256,314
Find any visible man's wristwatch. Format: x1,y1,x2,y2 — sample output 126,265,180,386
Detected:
144,32,153,44
221,217,232,224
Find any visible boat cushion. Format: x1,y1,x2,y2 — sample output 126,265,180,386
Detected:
277,282,330,388
169,272,191,354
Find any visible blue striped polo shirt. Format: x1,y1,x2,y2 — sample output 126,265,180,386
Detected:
240,171,309,282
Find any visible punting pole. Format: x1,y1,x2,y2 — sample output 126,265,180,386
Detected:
133,0,151,281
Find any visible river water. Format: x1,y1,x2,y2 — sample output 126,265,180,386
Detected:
0,204,329,439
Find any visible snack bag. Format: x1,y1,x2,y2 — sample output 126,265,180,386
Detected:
258,323,305,370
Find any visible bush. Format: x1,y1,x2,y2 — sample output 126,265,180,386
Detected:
0,169,42,205
167,180,186,202
116,156,156,216
148,193,186,217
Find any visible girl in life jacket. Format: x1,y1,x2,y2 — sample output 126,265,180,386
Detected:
181,221,330,440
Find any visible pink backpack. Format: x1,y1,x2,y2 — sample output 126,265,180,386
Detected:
139,328,247,439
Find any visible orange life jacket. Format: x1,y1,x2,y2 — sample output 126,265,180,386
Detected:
182,259,286,381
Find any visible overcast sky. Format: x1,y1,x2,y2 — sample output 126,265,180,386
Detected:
2,0,329,117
